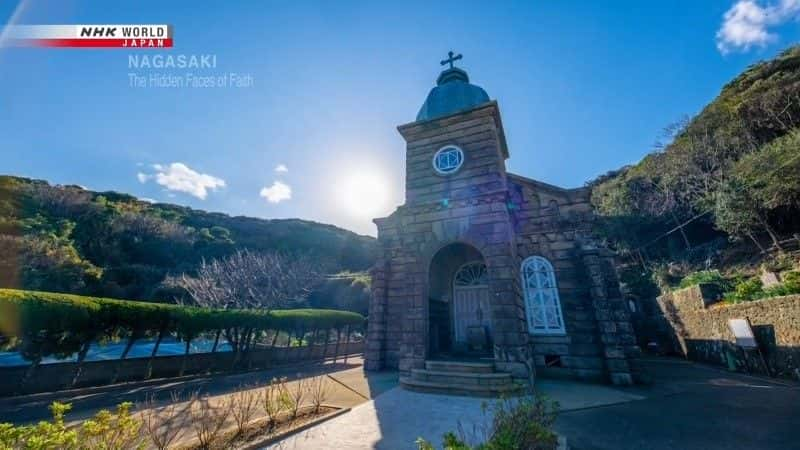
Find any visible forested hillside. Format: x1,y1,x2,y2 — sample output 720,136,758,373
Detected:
591,45,800,293
0,175,377,302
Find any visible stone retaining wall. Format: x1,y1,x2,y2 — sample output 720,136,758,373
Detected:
0,341,363,397
658,287,800,380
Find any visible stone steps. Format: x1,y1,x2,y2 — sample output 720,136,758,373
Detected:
400,360,523,396
399,376,522,397
424,360,494,373
411,369,512,386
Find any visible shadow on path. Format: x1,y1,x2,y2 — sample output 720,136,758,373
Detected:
0,357,365,424
555,357,800,450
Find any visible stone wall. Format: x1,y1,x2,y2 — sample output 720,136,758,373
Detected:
658,286,800,380
507,175,638,384
0,342,364,397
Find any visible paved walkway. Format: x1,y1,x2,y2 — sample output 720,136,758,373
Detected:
266,377,641,449
268,358,800,450
5,356,798,449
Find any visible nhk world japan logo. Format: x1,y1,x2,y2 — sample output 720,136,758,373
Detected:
3,25,172,48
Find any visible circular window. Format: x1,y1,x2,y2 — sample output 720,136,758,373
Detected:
432,145,464,175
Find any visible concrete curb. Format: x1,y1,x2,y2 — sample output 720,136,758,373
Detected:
239,406,352,450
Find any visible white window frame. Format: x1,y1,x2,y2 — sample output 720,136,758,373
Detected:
432,145,464,175
521,256,566,335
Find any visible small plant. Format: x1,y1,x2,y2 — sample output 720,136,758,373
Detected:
416,394,559,450
231,385,261,438
288,376,307,420
726,277,764,303
1,401,147,450
190,393,234,450
0,402,78,449
308,375,331,414
762,271,800,298
782,271,800,291
81,402,145,450
761,253,796,273
139,390,190,450
678,270,728,289
488,395,558,450
263,377,293,429
723,270,800,303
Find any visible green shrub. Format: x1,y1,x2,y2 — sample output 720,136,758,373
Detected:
762,271,800,298
781,271,800,292
0,401,144,450
678,270,728,290
726,277,765,303
0,402,78,449
80,402,144,450
416,394,559,450
723,271,800,303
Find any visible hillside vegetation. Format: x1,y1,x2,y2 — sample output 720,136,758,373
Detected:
0,176,376,302
591,45,800,294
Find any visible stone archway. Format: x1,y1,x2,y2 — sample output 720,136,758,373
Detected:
427,242,491,357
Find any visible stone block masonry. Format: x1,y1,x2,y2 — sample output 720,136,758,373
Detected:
366,101,638,385
367,61,639,387
658,287,800,380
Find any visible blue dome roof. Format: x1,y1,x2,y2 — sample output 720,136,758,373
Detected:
416,67,490,122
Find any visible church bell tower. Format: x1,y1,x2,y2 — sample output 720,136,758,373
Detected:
366,52,530,378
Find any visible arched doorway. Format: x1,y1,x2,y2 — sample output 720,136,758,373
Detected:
428,242,492,357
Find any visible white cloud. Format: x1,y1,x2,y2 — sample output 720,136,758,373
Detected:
137,163,225,200
260,181,292,204
274,164,288,173
139,197,157,204
716,0,800,53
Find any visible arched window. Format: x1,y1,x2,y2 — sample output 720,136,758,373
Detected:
521,256,565,334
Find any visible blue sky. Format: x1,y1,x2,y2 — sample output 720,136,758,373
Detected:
1,1,799,236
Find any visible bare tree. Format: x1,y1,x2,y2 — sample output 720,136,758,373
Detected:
171,249,323,310
308,375,331,414
231,385,261,438
288,377,307,420
139,390,192,450
190,393,234,450
262,377,292,429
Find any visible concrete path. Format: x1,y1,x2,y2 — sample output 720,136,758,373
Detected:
6,355,798,449
265,387,492,450
266,377,640,449
267,358,800,450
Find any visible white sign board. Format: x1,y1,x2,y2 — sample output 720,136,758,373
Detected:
728,318,757,348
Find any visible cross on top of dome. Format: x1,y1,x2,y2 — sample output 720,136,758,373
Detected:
440,51,463,69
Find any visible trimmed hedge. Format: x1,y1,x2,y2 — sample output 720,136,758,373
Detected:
0,288,363,335
0,288,364,356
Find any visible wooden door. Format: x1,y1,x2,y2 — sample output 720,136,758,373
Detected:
452,286,491,344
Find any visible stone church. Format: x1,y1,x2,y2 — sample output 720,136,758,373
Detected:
365,53,639,390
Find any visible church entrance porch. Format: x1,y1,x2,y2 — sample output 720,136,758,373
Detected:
428,243,492,358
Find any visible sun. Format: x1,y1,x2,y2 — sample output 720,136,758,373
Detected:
336,171,391,219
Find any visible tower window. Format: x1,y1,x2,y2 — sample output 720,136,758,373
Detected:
433,145,464,175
